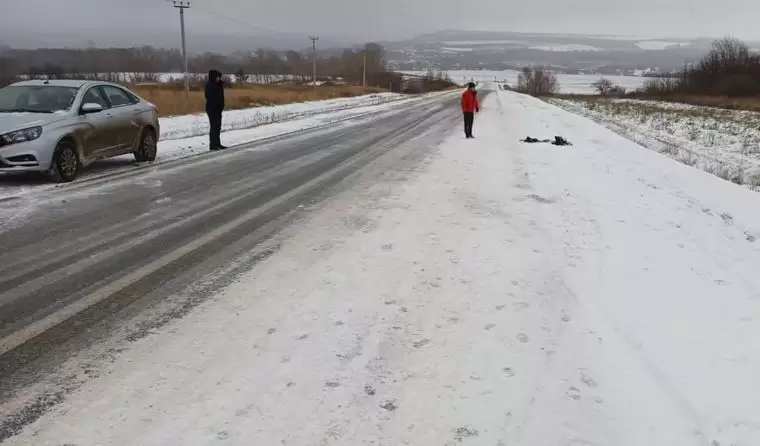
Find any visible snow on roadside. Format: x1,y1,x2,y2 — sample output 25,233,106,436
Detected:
6,89,759,445
153,93,426,163
511,91,760,445
549,97,760,189
159,93,409,141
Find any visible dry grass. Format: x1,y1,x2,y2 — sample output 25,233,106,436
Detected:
642,95,760,112
548,95,760,190
554,93,760,112
131,84,386,117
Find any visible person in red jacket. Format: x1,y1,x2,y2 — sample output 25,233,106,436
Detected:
461,82,480,138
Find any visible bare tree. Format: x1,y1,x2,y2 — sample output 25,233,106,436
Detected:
517,67,559,96
711,37,751,66
593,77,627,96
644,37,760,96
593,78,614,96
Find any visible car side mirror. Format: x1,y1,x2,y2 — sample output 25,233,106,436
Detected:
80,103,103,114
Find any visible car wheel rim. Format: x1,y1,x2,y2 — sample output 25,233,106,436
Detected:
60,148,77,177
143,134,156,157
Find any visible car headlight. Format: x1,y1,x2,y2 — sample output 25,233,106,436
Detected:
1,126,43,146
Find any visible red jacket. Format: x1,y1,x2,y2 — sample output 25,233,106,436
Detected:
461,89,479,113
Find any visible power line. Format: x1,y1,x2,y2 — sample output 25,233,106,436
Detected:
189,4,284,36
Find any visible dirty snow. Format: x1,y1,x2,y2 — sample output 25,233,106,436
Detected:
549,97,760,189
4,89,760,446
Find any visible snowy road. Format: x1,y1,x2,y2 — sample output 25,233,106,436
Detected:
0,92,424,203
2,89,760,445
0,91,460,434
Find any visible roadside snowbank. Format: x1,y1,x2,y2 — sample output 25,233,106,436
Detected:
549,97,760,189
154,94,421,163
6,90,759,445
159,93,409,141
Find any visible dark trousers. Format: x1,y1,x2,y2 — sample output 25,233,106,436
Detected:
463,112,474,137
207,111,222,148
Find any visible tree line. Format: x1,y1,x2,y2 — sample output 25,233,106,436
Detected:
511,37,760,98
0,43,384,86
0,42,457,93
643,37,760,97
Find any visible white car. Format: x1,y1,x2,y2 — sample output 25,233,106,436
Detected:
0,79,160,182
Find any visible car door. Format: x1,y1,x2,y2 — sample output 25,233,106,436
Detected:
78,86,120,160
100,85,143,154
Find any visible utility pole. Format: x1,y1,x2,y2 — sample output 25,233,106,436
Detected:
173,1,191,100
362,50,367,88
309,36,319,89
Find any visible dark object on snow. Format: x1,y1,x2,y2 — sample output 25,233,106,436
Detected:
521,136,572,146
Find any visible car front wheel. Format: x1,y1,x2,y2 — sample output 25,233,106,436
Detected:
134,128,157,163
50,141,80,182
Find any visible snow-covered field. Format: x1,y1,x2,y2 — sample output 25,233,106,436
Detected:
635,41,690,50
549,98,760,189
438,40,604,52
7,89,759,445
33,70,646,95
403,70,647,94
530,44,602,52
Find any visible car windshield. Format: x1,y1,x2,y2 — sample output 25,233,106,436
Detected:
0,85,80,113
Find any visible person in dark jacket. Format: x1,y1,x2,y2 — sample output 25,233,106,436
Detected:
205,69,226,150
460,82,480,139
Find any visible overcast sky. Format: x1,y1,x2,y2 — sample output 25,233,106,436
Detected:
2,0,759,43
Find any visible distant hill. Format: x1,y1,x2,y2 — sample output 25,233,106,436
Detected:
382,30,760,74
4,27,759,75
404,29,713,51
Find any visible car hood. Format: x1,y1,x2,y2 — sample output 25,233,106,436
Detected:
0,112,68,134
